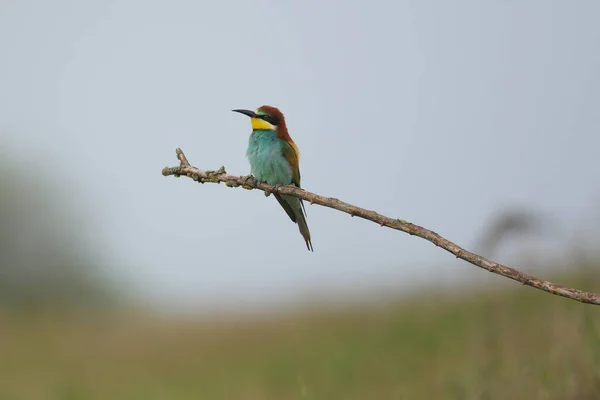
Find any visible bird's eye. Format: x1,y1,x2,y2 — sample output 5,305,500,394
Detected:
262,115,279,126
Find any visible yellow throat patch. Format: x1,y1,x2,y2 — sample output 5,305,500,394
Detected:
250,117,276,131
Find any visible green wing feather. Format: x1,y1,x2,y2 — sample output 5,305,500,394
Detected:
281,140,301,187
281,140,307,216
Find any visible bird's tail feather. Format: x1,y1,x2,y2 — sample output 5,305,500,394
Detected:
296,208,313,252
282,194,313,252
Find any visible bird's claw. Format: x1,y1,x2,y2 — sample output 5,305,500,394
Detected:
240,174,258,189
265,184,281,197
269,184,283,196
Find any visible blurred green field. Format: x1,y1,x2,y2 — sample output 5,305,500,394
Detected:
1,269,600,400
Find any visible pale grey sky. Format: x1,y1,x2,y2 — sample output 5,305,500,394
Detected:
1,0,599,312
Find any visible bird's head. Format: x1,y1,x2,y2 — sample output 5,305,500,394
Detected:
232,105,286,132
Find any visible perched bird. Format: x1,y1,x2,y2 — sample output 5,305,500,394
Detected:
232,105,313,251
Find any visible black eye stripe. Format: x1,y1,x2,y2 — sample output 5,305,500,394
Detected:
260,115,279,126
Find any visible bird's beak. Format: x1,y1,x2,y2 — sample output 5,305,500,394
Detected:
231,109,257,118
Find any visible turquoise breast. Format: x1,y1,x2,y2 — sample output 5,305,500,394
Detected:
246,129,293,186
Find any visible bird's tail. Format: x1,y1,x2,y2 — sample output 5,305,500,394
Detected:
281,194,313,252
296,205,313,252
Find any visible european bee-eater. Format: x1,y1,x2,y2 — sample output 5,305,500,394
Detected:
232,105,313,252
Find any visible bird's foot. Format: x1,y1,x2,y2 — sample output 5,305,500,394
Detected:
240,174,257,185
265,183,281,197
240,174,258,190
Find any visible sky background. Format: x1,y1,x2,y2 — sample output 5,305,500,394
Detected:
1,0,599,312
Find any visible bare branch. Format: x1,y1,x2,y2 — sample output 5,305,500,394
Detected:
162,148,600,306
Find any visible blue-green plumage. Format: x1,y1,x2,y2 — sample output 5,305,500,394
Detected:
246,130,294,186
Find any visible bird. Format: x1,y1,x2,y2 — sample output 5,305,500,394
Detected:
232,105,313,252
